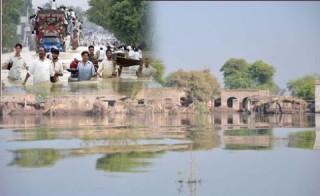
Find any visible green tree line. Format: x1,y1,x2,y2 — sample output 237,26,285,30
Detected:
87,0,151,47
2,0,33,52
153,58,318,102
220,58,277,91
287,74,319,101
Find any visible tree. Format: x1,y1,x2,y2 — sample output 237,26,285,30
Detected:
220,58,277,91
220,58,251,89
2,0,33,52
223,71,252,89
220,58,250,78
249,60,275,88
87,0,150,46
165,69,220,102
150,59,166,85
287,75,316,101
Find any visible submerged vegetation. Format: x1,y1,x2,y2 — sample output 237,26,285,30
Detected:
96,151,164,172
288,130,316,149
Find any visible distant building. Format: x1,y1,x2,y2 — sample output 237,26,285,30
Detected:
316,80,320,113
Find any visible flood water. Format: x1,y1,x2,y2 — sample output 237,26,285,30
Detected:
1,113,320,196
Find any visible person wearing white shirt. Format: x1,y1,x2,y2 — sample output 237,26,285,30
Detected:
98,49,116,78
22,47,51,85
133,48,141,60
129,47,141,72
51,0,57,10
127,46,134,58
64,33,71,51
3,43,27,81
70,10,76,19
96,47,106,62
49,48,63,83
141,64,156,78
30,31,37,51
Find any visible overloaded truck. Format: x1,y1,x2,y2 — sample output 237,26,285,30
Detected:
35,9,79,52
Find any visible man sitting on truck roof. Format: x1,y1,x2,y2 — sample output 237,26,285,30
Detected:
51,0,57,10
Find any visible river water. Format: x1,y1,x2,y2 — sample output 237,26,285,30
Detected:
1,49,320,195
1,113,320,196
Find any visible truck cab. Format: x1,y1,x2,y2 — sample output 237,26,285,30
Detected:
35,10,66,52
39,35,64,52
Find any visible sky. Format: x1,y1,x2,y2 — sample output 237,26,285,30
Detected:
152,1,320,89
30,1,320,89
32,0,89,10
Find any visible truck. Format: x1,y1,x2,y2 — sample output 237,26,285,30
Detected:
34,9,79,52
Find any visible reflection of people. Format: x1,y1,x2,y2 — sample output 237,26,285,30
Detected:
3,43,27,81
49,48,63,83
22,46,51,85
77,51,96,81
98,49,116,78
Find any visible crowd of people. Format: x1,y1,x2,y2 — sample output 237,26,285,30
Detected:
2,42,155,86
29,0,83,52
82,31,117,47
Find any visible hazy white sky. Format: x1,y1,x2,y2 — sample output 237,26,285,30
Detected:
30,1,320,89
152,1,320,89
32,0,89,9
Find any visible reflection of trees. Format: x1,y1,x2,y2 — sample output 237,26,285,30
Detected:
224,144,271,150
100,78,143,98
188,130,220,150
187,115,220,150
68,82,99,93
223,129,272,150
96,151,164,172
19,127,59,141
26,84,51,103
112,79,143,99
288,131,316,149
8,149,59,168
224,129,272,136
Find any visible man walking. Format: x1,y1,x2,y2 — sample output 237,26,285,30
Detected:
3,43,27,81
97,49,116,78
49,48,63,83
88,45,99,72
77,51,96,81
22,46,51,85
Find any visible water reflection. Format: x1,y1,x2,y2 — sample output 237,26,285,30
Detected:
288,130,316,149
96,151,164,172
223,129,272,150
3,76,157,99
1,113,319,171
3,131,318,169
8,148,59,168
186,115,220,150
0,113,315,130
